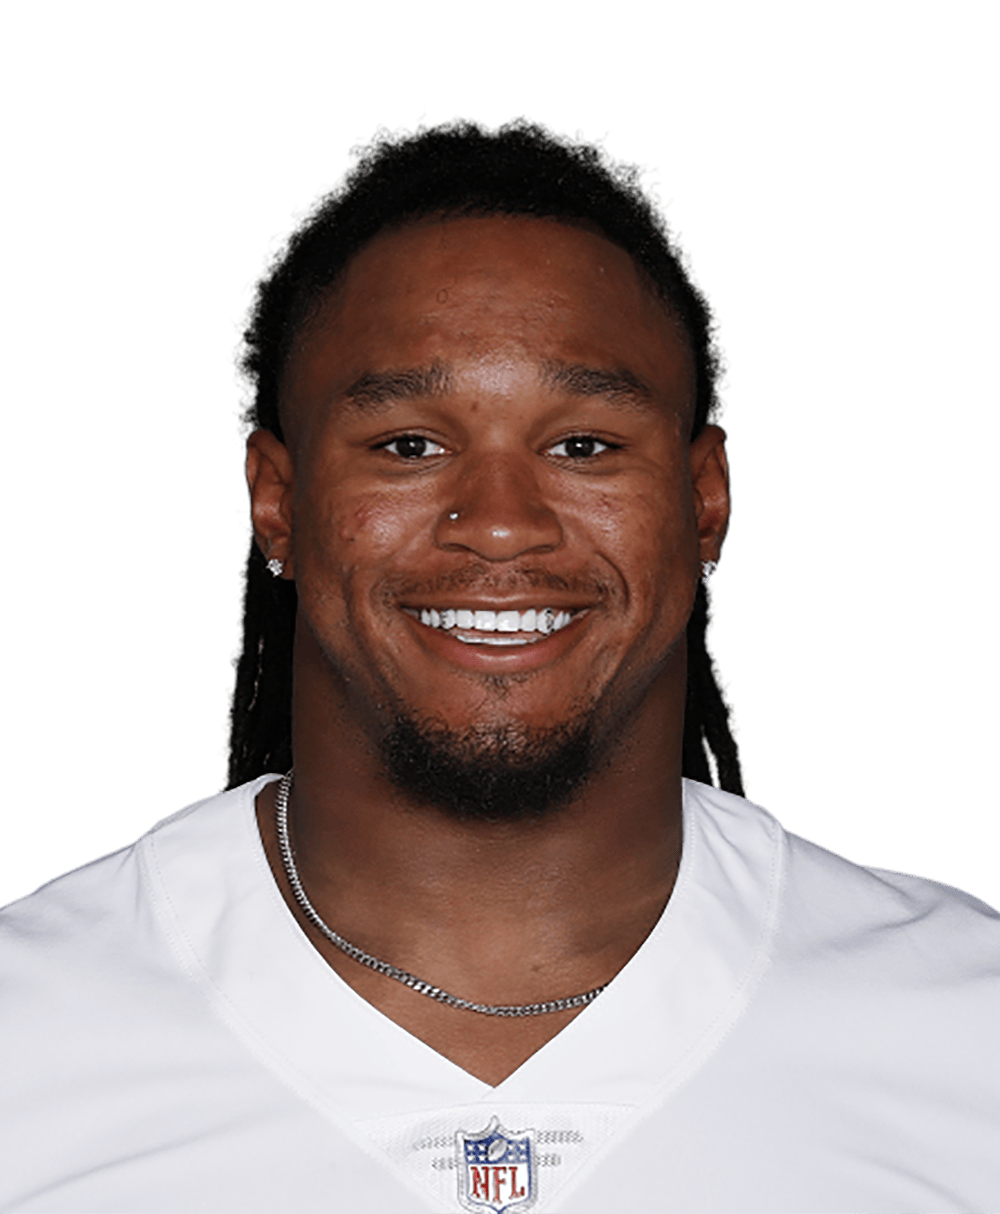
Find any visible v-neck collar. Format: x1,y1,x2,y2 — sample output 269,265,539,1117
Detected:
141,775,784,1125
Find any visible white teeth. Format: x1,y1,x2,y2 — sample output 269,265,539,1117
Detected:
414,606,576,635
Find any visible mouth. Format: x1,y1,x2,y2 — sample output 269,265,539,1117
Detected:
403,606,580,647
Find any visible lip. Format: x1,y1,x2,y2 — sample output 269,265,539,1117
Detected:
401,606,594,672
399,599,591,614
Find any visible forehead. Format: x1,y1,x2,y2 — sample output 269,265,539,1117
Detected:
281,215,694,434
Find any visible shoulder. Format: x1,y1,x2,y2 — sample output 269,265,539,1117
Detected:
0,778,276,996
686,781,1000,1096
0,777,280,1091
684,778,1000,980
781,826,1000,975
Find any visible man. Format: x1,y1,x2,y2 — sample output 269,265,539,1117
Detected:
1,123,998,1213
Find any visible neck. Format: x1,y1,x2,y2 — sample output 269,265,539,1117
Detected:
253,634,687,1083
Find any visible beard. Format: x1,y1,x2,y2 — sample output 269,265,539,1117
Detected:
380,710,596,823
365,563,620,822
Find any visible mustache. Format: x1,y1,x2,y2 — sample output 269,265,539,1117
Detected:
381,562,620,603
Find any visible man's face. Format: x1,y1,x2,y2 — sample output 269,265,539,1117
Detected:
272,215,724,786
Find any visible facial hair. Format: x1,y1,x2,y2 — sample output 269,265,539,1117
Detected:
381,711,595,823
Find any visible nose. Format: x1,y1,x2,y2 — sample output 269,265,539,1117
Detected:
436,454,563,561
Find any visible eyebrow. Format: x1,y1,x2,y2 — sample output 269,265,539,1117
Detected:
540,360,654,409
341,363,453,412
337,359,655,415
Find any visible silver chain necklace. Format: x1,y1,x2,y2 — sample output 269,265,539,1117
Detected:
274,771,607,1018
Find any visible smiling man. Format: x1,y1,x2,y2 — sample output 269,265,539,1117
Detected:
1,124,999,1213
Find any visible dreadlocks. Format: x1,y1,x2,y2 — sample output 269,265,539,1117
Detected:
228,120,743,796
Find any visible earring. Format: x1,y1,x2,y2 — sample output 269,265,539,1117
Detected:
700,559,718,580
447,511,459,521
267,558,284,577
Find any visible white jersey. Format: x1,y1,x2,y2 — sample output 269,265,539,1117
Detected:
1,776,998,1213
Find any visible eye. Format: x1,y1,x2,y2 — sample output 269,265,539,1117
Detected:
381,435,447,459
547,435,614,459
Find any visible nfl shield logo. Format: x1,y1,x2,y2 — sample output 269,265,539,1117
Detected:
455,1116,537,1213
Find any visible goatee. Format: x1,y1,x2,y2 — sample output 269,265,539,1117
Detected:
381,713,595,822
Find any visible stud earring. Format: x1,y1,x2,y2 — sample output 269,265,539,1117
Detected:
267,558,284,577
700,559,718,580
447,511,459,521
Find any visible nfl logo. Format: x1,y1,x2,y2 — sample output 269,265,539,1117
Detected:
455,1116,537,1213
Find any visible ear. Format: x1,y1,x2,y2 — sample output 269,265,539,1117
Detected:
689,424,730,564
246,429,296,578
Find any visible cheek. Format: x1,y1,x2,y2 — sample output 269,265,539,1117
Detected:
563,475,700,641
297,480,433,585
337,493,409,550
569,475,697,566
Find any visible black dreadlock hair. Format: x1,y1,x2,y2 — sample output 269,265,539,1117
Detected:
228,120,743,796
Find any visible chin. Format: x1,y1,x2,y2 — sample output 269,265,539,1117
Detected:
380,711,595,823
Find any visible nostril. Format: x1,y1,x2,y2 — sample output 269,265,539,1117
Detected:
436,481,563,560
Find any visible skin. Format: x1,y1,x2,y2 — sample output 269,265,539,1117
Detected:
247,215,730,1085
